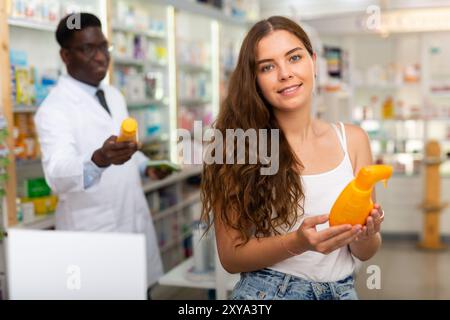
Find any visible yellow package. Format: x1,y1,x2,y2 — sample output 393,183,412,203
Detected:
32,197,48,215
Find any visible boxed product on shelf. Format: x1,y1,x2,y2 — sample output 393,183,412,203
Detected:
10,50,58,108
13,113,40,160
15,67,35,106
9,0,97,24
147,191,160,214
403,64,420,83
20,201,35,223
221,0,260,21
178,73,211,102
177,39,211,67
20,194,58,216
158,188,178,210
170,214,180,241
113,32,134,58
129,106,166,142
114,67,165,102
125,74,146,102
178,106,213,132
115,0,166,34
144,71,164,100
183,232,193,258
23,177,51,198
0,273,6,300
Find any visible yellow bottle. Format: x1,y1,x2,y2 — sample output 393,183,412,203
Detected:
329,165,393,226
117,117,138,143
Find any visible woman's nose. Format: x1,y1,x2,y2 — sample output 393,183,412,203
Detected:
278,63,293,81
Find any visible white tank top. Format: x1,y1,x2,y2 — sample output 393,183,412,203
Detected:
269,122,361,282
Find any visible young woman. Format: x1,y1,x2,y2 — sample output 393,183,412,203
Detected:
201,16,384,300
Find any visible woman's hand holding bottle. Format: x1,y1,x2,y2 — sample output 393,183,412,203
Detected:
294,214,362,255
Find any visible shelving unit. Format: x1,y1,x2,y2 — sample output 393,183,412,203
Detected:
314,20,450,238
13,214,55,230
143,165,202,271
0,0,11,301
4,0,107,231
159,256,239,292
175,10,218,140
219,22,246,103
7,17,57,32
110,0,174,161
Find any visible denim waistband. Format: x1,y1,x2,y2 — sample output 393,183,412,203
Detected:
232,268,358,300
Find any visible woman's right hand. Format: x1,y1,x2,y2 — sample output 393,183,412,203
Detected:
295,214,362,255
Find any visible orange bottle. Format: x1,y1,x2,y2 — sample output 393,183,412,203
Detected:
382,96,394,119
117,117,138,143
329,165,393,226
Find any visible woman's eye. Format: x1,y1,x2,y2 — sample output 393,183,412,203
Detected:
290,55,301,62
261,64,274,72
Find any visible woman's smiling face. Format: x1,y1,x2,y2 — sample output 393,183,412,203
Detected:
256,29,316,112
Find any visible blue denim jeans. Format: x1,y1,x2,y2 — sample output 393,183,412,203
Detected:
230,268,358,300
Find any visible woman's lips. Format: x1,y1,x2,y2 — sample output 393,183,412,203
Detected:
278,84,303,97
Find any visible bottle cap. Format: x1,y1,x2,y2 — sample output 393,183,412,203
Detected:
122,118,137,134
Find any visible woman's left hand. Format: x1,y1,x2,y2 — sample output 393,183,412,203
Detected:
354,203,384,242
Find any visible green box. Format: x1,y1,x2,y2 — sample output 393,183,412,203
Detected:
24,177,51,198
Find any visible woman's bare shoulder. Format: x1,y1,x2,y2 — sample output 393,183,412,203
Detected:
342,122,369,143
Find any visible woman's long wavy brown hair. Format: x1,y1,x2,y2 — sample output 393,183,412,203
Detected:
201,16,314,244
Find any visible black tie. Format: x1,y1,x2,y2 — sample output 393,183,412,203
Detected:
95,89,111,115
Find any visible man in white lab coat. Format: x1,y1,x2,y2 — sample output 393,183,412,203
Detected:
34,13,165,295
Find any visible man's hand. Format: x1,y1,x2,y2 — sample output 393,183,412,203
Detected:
92,135,138,167
146,167,172,180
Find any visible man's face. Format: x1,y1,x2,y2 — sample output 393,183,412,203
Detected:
60,26,110,86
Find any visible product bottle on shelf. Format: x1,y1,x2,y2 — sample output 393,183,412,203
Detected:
382,96,394,119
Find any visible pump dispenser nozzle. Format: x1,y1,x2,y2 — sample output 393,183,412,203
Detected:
354,165,393,191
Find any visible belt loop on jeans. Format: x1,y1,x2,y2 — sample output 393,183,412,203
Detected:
276,273,291,298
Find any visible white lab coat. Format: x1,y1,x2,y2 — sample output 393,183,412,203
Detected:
34,76,163,287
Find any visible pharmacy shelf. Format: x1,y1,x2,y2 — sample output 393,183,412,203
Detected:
142,166,202,193
429,92,450,98
153,192,200,222
178,64,211,74
353,83,420,90
359,118,425,123
12,214,55,230
13,105,38,113
7,17,56,32
223,67,235,74
127,99,167,109
150,0,250,27
148,62,168,69
141,135,170,145
113,56,145,67
113,57,167,69
160,231,192,253
179,98,211,107
15,159,42,167
112,25,166,39
158,256,239,290
425,118,450,121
